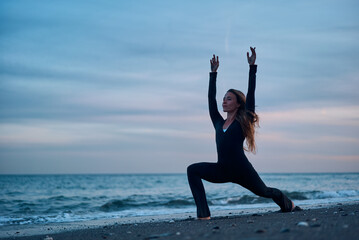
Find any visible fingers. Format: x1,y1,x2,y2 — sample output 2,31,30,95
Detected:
250,47,256,55
210,54,219,64
210,54,219,72
247,47,256,65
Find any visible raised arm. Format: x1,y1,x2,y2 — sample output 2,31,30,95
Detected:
208,55,223,126
246,47,257,113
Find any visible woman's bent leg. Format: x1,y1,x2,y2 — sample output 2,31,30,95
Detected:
187,162,229,218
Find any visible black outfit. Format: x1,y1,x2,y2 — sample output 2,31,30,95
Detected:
187,65,293,218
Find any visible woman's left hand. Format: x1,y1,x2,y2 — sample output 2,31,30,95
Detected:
247,47,256,65
210,54,219,72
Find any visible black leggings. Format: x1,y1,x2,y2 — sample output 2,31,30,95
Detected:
187,162,293,218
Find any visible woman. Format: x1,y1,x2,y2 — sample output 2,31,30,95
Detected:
187,47,301,220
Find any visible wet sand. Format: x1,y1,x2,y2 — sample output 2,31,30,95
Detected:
2,202,358,240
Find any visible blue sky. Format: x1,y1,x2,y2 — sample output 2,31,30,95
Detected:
1,0,358,174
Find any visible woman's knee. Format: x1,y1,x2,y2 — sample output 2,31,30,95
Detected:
187,163,201,175
187,162,207,177
187,163,197,176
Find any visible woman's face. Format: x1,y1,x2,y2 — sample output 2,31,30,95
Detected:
222,92,240,113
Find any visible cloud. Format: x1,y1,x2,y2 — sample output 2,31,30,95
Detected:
260,105,359,127
1,0,359,173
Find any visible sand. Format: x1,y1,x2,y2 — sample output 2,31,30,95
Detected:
1,202,358,240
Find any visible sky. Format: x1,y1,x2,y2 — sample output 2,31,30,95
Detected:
0,0,358,174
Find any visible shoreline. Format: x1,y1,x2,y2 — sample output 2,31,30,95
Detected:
1,201,358,239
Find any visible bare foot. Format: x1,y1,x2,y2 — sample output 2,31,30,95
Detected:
291,200,296,211
291,201,303,212
198,216,211,220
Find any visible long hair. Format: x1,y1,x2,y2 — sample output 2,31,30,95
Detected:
227,89,259,153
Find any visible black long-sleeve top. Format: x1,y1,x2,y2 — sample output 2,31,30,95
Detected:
208,65,257,169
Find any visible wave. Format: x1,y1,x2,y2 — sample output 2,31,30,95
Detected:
286,190,359,200
99,189,359,212
6,189,359,216
2,191,359,226
165,199,193,207
2,173,358,226
311,190,359,199
48,195,72,201
285,191,309,200
100,199,134,212
99,198,194,212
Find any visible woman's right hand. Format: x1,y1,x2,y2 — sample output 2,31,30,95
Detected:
210,54,219,72
247,47,256,65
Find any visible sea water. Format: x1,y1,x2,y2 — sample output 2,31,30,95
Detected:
0,173,358,226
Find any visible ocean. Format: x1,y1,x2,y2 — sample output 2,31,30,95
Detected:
1,173,358,226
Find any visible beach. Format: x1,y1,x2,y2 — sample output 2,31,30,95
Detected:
2,202,358,240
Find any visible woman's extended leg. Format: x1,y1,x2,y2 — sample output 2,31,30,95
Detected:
187,162,229,218
234,164,293,212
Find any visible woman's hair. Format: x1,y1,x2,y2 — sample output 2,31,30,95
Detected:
227,89,259,153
